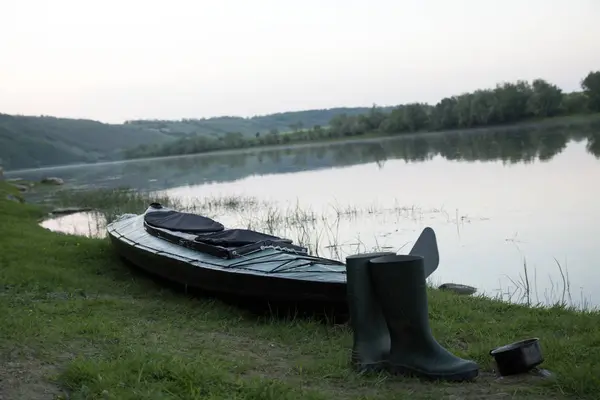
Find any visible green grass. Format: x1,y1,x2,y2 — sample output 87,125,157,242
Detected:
1,181,600,399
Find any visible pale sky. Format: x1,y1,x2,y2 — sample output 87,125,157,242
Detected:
1,0,599,123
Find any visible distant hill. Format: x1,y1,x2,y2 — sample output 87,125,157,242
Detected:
0,114,175,170
124,107,395,138
0,107,392,170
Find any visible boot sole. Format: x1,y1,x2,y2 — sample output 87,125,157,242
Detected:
387,364,479,382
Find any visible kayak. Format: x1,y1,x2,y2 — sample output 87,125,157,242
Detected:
107,202,350,304
106,202,439,305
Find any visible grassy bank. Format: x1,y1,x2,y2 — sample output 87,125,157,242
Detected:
2,182,600,399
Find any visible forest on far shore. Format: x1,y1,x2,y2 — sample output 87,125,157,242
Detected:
123,71,600,160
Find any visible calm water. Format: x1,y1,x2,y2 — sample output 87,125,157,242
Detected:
12,123,600,309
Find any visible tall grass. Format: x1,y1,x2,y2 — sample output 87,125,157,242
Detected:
48,187,439,258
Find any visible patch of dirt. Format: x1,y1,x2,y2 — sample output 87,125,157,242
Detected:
0,358,65,400
318,369,564,400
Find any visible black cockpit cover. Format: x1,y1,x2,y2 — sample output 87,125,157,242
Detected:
194,229,293,247
144,210,225,233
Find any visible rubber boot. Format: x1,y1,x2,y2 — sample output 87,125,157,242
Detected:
368,254,479,381
345,252,395,373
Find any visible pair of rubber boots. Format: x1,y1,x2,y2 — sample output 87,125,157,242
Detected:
346,252,479,381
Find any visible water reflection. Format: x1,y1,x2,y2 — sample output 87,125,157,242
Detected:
40,211,107,238
7,122,600,193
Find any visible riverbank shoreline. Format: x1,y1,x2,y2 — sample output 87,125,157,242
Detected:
4,113,599,175
1,181,600,399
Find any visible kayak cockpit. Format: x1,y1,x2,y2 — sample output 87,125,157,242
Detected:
142,204,312,259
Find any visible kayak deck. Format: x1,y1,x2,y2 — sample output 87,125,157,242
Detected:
107,206,347,284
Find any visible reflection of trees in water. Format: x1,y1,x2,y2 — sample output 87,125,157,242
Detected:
587,132,600,158
15,122,600,191
380,124,596,165
112,123,600,177
402,137,435,162
370,143,388,169
537,132,569,161
315,146,327,160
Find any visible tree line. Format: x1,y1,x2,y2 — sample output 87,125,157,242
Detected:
124,71,600,159
123,107,393,138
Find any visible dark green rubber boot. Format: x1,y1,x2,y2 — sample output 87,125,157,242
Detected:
346,252,395,373
368,254,479,381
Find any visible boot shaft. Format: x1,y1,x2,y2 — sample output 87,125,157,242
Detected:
368,254,430,321
368,254,435,347
345,252,395,371
346,251,395,336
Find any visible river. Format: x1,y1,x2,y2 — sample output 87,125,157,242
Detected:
8,122,600,310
